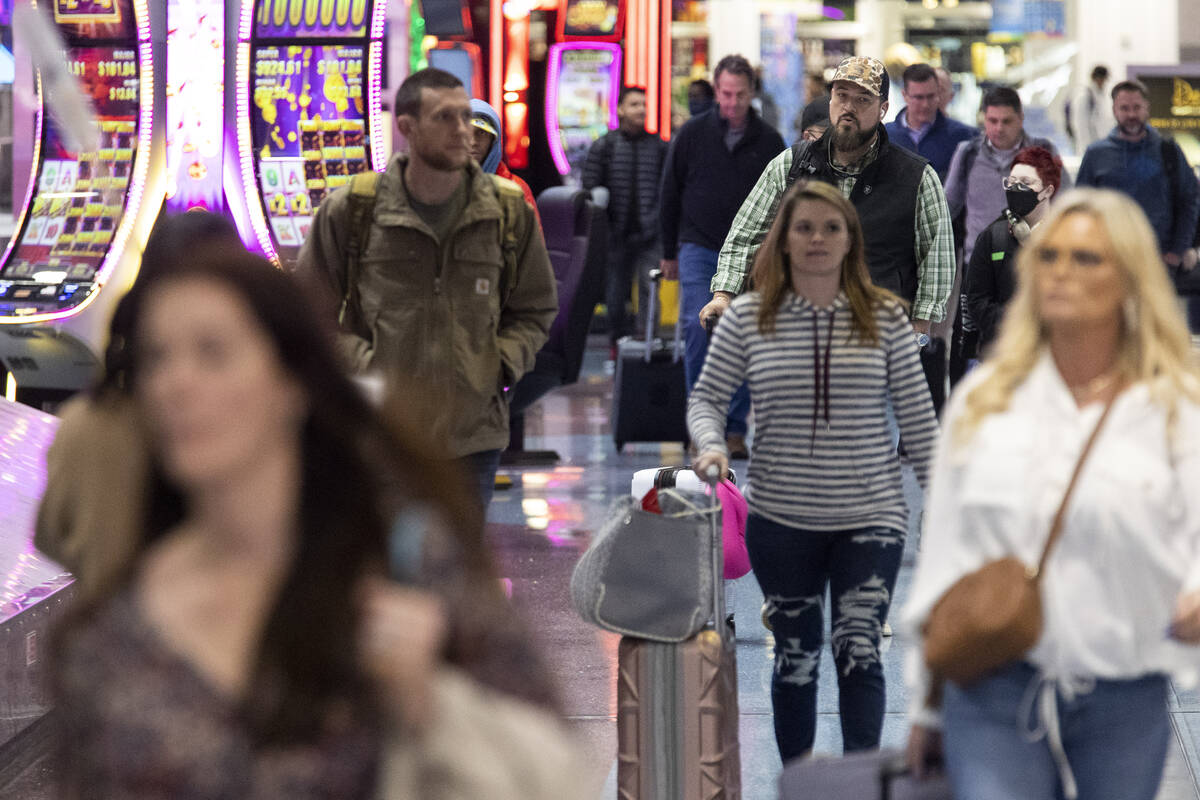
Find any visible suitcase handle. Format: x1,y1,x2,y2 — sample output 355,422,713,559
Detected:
644,269,684,364
707,465,729,642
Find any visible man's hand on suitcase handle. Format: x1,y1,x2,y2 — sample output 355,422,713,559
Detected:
698,292,734,328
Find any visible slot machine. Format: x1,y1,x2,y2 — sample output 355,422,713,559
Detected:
0,0,165,408
422,0,484,99
234,0,387,267
545,0,624,185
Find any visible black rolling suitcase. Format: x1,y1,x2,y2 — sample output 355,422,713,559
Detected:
611,269,688,452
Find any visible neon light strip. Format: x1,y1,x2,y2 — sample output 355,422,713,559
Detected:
234,36,277,265
660,0,671,139
489,0,503,113
0,0,154,324
368,39,385,171
635,0,647,89
545,42,622,176
647,0,659,134
626,0,636,86
369,0,385,170
370,0,386,39
0,73,43,271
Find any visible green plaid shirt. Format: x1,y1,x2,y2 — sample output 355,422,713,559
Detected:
712,144,956,322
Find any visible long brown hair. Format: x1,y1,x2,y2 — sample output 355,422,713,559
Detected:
53,239,540,745
749,179,905,342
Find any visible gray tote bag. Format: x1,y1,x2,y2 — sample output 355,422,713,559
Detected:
570,493,714,642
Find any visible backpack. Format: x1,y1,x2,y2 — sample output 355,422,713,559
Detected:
784,139,819,187
338,170,525,333
1160,137,1200,295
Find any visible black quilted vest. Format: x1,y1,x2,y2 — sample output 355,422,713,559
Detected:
787,126,928,304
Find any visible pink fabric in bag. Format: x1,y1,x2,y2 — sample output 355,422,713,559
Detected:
714,480,750,579
637,478,751,579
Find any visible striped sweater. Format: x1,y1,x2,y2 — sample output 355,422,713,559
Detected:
687,290,939,533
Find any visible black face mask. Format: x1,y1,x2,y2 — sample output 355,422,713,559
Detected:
1005,186,1040,218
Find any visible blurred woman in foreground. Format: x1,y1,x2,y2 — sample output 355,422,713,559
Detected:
905,188,1200,800
50,235,557,797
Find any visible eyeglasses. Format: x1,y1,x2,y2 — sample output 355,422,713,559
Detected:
1002,176,1043,191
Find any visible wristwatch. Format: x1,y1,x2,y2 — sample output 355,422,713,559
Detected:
915,332,931,349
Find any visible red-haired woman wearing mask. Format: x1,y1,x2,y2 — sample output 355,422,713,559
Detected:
964,146,1062,356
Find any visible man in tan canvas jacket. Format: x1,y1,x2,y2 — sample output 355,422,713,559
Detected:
297,68,557,505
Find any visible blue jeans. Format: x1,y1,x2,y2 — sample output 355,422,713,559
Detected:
943,662,1170,800
1187,296,1200,335
678,243,749,436
461,449,502,508
745,514,905,761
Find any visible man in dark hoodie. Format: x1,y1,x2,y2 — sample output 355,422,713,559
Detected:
469,98,540,223
582,86,668,352
1077,79,1198,270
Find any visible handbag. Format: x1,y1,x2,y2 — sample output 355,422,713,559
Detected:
377,667,588,800
922,393,1117,687
570,492,716,642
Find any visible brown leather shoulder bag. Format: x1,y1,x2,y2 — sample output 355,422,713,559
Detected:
923,394,1117,687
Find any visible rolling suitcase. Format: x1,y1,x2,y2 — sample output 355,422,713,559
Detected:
616,467,741,799
611,269,689,452
779,749,951,799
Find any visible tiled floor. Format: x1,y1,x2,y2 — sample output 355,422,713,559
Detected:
487,345,1200,800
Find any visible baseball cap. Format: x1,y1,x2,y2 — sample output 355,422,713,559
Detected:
471,115,498,138
800,97,830,131
830,56,889,98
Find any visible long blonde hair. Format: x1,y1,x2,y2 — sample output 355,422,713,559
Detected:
955,187,1200,447
749,180,906,342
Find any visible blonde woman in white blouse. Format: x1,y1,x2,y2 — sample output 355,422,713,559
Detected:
903,188,1200,800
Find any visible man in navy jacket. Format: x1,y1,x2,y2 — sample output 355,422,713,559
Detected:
886,63,975,181
1077,79,1199,269
659,54,785,457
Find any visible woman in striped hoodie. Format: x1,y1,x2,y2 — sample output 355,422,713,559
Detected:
689,179,938,761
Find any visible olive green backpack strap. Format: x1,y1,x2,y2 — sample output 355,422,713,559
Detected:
338,170,382,329
489,174,526,307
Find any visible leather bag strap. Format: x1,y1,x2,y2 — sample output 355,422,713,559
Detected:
1033,392,1120,580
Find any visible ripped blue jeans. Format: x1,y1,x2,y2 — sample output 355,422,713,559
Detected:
745,514,905,761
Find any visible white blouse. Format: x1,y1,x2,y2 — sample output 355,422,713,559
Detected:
903,352,1200,725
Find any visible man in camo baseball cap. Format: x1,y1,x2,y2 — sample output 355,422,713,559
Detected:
830,56,889,98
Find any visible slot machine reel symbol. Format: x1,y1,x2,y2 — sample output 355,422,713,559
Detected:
269,193,289,217
263,164,283,189
290,193,312,216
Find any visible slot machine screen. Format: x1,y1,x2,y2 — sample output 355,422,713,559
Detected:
560,0,622,39
4,46,140,285
252,43,369,250
420,0,470,38
254,0,371,38
428,47,476,95
548,44,620,178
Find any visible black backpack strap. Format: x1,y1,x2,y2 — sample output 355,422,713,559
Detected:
785,139,816,188
489,174,525,308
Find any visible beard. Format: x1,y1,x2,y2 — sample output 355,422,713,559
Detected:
1119,119,1147,137
833,119,875,152
413,138,468,172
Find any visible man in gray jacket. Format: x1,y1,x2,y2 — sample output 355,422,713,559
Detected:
944,87,1071,264
297,68,557,505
